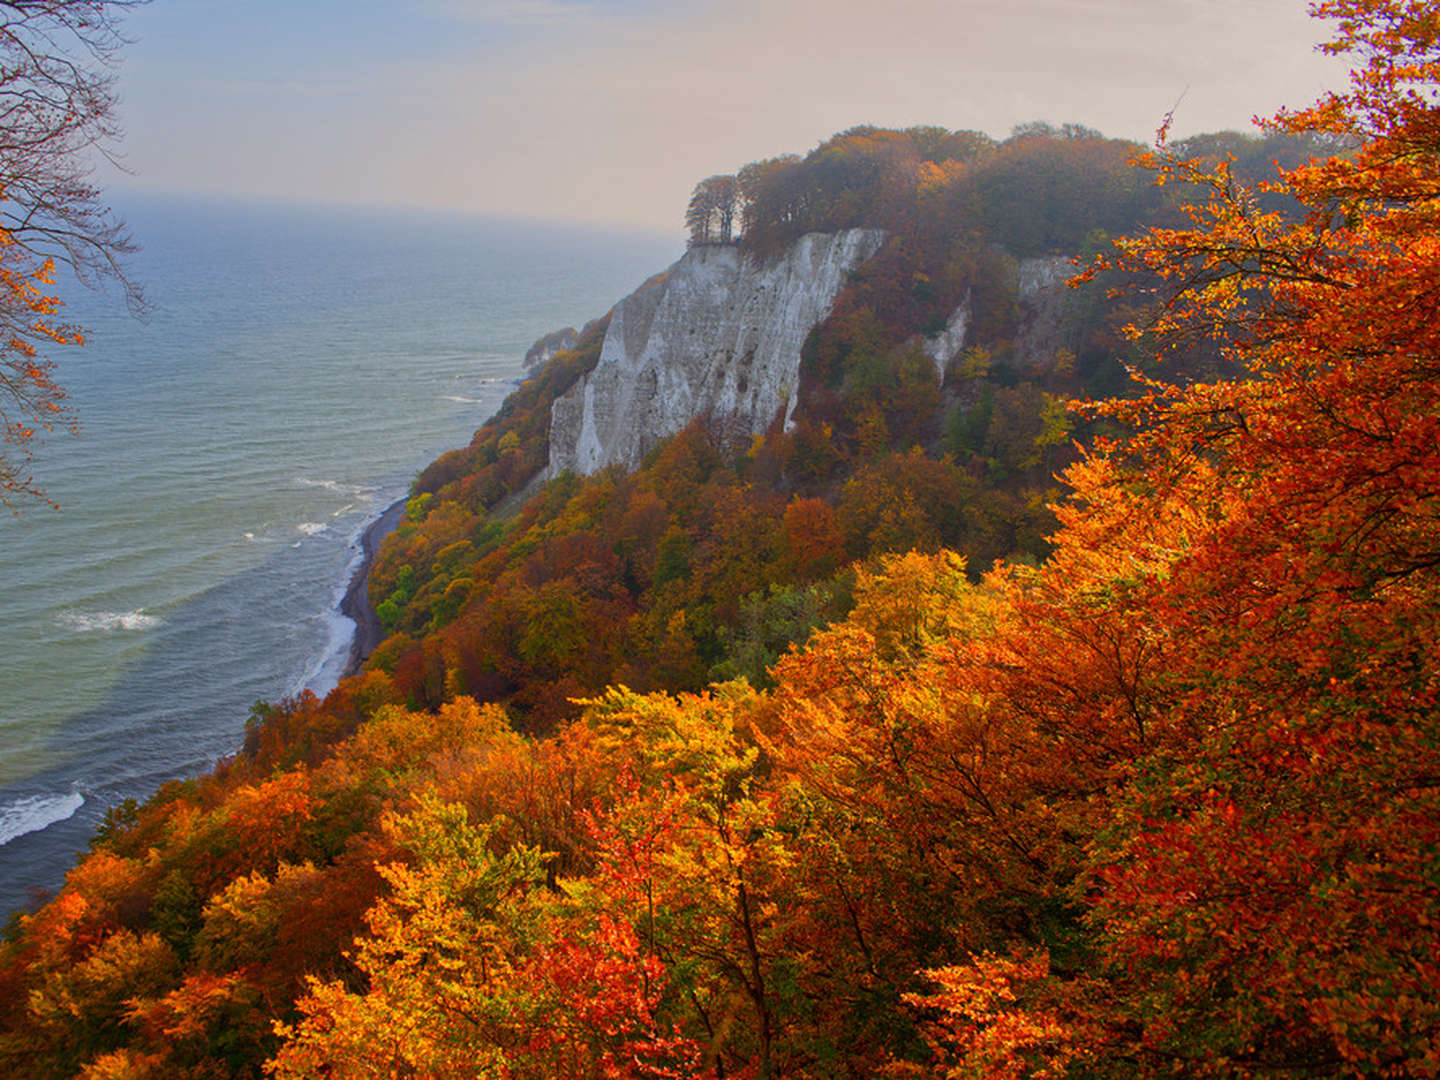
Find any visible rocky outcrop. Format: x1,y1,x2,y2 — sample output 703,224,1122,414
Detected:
524,326,579,369
1015,255,1076,370
923,296,971,381
547,229,885,478
921,255,1077,384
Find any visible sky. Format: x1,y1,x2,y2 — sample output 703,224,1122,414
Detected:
104,0,1354,233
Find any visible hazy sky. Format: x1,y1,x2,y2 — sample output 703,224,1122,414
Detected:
106,0,1352,232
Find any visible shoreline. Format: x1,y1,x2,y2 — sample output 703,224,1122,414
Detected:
339,497,406,677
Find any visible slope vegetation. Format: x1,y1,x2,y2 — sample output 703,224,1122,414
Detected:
5,3,1433,1075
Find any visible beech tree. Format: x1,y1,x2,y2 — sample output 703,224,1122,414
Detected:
902,1,1440,1073
14,6,1440,1077
0,0,145,508
685,173,740,245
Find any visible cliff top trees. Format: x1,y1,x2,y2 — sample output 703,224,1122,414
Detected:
685,173,740,246
0,0,145,509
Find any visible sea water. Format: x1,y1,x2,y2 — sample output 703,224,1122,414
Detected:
0,194,677,916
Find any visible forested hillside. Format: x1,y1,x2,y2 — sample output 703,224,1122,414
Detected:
352,113,1321,729
4,1,1437,1076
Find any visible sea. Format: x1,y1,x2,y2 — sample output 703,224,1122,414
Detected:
0,194,678,918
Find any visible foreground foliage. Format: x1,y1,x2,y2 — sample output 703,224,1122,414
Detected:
3,1,1438,1076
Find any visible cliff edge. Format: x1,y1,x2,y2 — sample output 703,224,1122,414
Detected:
548,229,885,478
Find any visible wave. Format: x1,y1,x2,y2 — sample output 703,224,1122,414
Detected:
0,790,84,847
440,378,517,405
294,477,378,497
59,609,162,633
294,607,357,703
288,535,369,702
297,522,327,537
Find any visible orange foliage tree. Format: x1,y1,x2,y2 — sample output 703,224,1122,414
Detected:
0,0,145,509
0,217,83,506
14,7,1440,1079
268,792,705,1080
892,1,1440,1073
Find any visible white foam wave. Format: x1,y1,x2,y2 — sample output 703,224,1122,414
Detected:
294,477,378,496
242,521,280,543
288,542,368,703
297,522,327,537
0,790,85,847
297,607,357,702
441,394,486,404
59,609,161,633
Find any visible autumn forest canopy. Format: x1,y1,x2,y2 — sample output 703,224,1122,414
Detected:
5,0,1440,1076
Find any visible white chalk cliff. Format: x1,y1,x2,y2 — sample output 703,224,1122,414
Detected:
924,297,971,381
922,255,1078,381
1015,255,1076,369
548,229,885,478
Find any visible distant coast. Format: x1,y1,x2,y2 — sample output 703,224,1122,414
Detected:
340,498,405,677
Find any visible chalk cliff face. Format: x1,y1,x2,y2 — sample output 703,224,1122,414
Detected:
1015,255,1076,370
924,298,971,381
923,255,1077,381
524,326,579,370
548,229,885,478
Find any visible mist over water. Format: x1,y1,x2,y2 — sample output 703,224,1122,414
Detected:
0,195,677,917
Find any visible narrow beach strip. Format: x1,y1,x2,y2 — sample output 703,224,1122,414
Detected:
340,498,406,677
